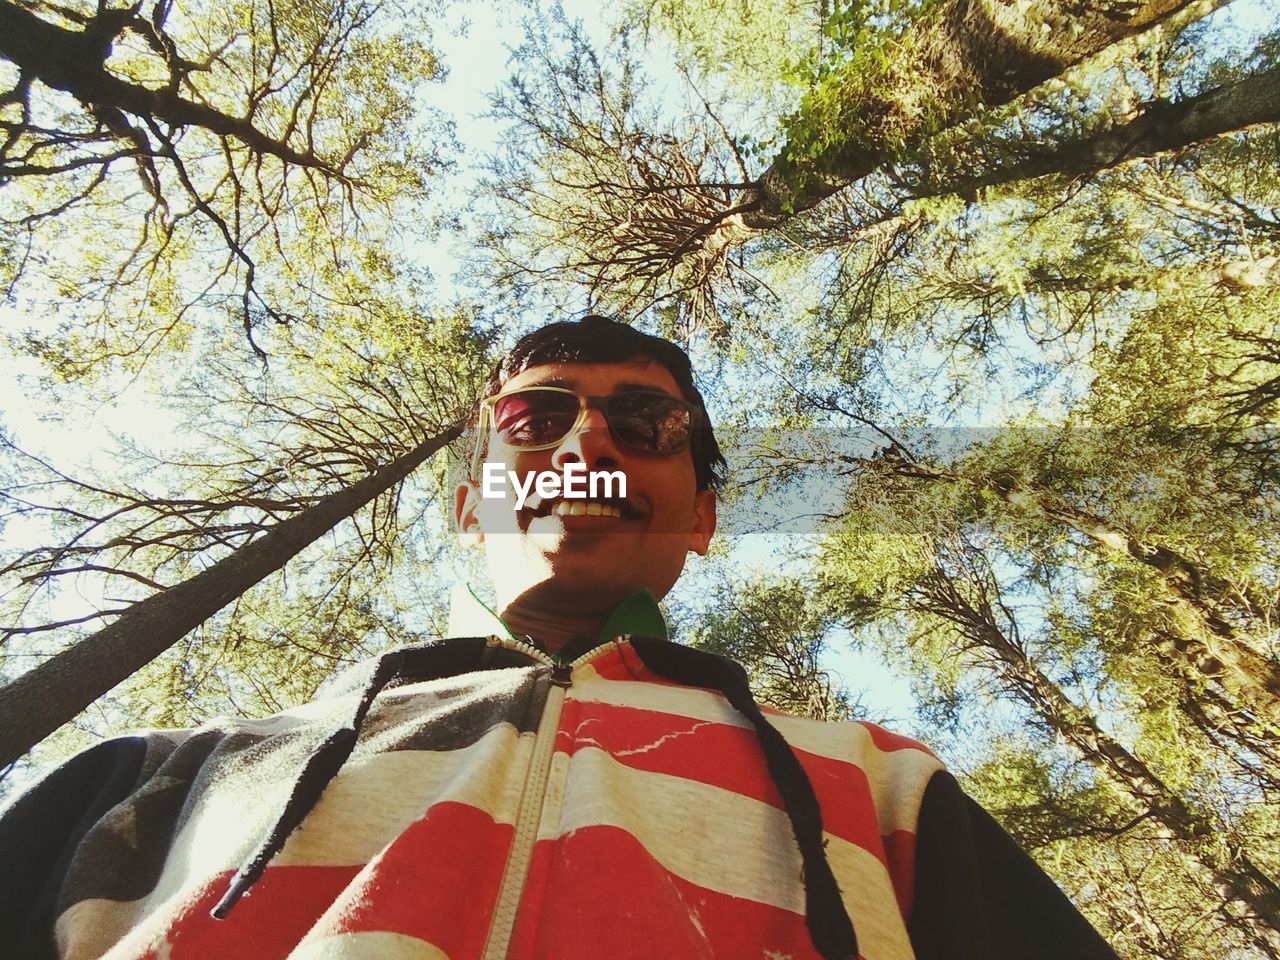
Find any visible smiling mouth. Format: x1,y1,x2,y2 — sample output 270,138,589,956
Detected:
523,496,639,520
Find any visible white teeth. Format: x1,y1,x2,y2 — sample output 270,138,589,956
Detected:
549,500,623,518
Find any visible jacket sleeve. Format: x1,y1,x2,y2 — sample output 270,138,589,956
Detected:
0,737,149,960
907,770,1118,960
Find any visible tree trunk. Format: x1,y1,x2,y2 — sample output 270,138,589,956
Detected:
0,423,461,768
1023,257,1280,294
897,461,1280,724
1031,496,1280,722
917,567,1280,946
1168,655,1280,791
821,66,1280,248
933,65,1280,196
740,0,1220,229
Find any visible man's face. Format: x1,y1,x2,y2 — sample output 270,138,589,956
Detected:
454,359,717,613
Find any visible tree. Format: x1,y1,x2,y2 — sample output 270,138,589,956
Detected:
676,572,857,721
477,0,1275,331
0,296,495,775
1,0,447,368
814,453,1280,953
0,0,486,774
0,416,462,767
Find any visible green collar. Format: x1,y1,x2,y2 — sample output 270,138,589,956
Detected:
446,582,669,645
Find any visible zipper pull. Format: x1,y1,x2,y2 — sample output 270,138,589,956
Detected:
550,662,572,687
481,635,502,667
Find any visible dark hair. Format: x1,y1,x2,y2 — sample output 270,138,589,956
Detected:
468,315,725,490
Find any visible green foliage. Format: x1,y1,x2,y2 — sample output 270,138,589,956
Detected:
679,573,858,720
616,0,816,113
1,0,451,376
964,736,1271,959
767,0,944,188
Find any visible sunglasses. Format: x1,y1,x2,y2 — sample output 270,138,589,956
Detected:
473,386,699,471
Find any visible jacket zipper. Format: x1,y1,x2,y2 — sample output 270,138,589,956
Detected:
480,637,615,960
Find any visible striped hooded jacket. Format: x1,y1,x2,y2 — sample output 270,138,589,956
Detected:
1,611,1117,960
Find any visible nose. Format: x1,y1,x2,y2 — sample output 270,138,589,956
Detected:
551,403,622,473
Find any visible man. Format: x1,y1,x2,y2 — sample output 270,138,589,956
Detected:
1,316,1116,959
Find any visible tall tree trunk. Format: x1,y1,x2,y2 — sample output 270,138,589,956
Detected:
916,565,1280,951
0,423,461,768
1012,488,1280,722
1023,257,1280,294
815,67,1280,249
911,64,1280,200
740,0,1219,228
1166,652,1280,791
896,461,1280,725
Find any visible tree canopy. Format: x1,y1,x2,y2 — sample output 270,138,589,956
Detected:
2,0,1278,955
1,0,447,368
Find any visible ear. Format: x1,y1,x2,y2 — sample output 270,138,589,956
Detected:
454,481,485,548
686,489,717,556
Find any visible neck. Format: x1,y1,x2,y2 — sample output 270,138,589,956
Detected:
498,597,607,655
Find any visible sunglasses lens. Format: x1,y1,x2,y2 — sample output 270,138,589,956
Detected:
606,393,692,453
489,389,694,453
492,390,580,447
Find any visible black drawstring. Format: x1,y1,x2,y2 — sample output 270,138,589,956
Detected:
211,649,406,918
629,635,859,960
212,638,499,919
